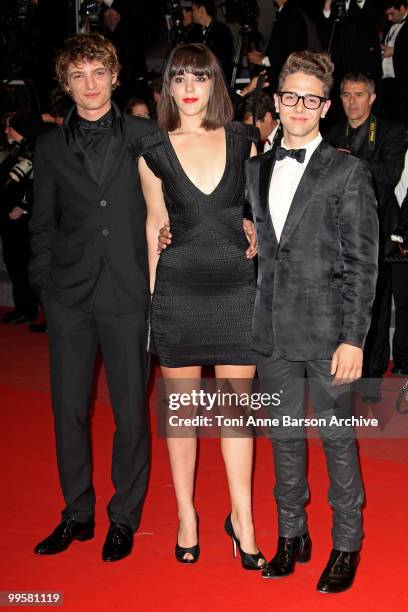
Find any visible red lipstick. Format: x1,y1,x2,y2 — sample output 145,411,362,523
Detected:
183,98,198,103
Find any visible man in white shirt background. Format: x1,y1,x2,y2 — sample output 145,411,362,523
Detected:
242,92,280,152
380,0,408,125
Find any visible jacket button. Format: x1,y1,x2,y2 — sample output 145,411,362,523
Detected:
276,258,282,263
102,229,109,237
100,199,107,207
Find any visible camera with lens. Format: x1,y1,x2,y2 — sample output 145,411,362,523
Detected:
7,158,33,186
165,0,192,21
332,0,347,20
80,0,99,17
221,0,258,29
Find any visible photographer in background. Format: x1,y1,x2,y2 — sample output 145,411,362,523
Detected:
247,0,311,94
327,73,406,399
0,112,50,325
102,0,148,105
191,1,234,80
242,92,280,152
318,0,382,120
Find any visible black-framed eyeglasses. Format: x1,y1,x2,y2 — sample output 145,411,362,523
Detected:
278,91,327,110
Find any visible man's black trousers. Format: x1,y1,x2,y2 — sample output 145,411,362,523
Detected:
256,352,364,552
43,277,150,531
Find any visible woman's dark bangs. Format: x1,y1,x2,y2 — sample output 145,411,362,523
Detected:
168,47,214,79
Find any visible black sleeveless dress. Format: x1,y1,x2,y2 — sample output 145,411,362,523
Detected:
132,122,258,367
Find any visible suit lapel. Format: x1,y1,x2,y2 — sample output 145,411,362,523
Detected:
259,151,278,244
278,143,332,248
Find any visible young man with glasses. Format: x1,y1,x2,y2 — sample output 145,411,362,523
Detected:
246,51,378,593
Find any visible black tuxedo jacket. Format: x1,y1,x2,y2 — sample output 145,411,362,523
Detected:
29,103,156,313
318,0,382,83
327,116,406,208
265,0,308,93
246,141,379,360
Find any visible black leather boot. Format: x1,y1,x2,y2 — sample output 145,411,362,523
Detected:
317,549,360,593
262,533,311,578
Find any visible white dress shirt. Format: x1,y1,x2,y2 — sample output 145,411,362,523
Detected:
269,133,322,241
395,149,408,206
263,123,280,153
382,18,406,79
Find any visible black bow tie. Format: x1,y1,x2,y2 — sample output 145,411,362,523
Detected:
276,146,306,163
76,119,113,133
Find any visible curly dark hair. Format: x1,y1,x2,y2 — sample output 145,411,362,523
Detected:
55,33,120,90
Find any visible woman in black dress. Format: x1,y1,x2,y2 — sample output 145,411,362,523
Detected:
136,44,264,568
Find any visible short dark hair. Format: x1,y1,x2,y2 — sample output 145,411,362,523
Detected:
124,97,150,115
56,33,120,89
158,43,234,131
341,72,376,96
385,1,407,9
278,51,334,98
243,92,277,122
192,1,217,18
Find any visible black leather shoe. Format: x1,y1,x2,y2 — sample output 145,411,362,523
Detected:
102,522,133,562
262,533,311,578
34,517,94,555
317,549,360,593
391,366,408,376
2,311,36,324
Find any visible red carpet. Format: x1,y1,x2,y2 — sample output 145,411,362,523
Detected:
0,311,407,611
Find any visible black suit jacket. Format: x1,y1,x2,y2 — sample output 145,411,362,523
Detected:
265,0,308,93
29,103,156,314
383,16,408,83
383,15,408,115
246,141,379,360
202,20,233,82
327,116,406,208
327,116,406,251
318,0,382,83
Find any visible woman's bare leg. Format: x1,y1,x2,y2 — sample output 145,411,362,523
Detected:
162,365,201,560
216,364,264,564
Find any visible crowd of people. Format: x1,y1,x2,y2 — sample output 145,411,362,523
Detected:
0,0,407,597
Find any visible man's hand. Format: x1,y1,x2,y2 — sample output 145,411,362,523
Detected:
248,50,265,66
8,206,26,221
330,343,363,385
157,219,258,259
381,45,394,59
240,71,269,97
157,221,171,254
243,219,258,258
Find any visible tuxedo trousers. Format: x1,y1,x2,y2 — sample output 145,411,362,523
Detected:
256,352,364,552
43,273,150,531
